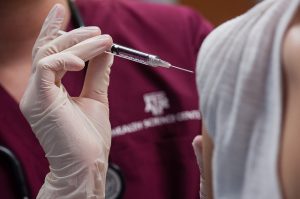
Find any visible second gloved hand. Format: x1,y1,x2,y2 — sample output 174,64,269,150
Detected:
193,135,207,199
20,4,113,199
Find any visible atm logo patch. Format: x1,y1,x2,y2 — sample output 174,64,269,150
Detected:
143,91,170,116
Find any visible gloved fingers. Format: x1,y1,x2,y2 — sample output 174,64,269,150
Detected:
36,53,85,87
192,135,207,199
32,4,65,62
61,34,113,62
36,27,101,61
36,34,111,88
80,51,113,104
192,135,204,171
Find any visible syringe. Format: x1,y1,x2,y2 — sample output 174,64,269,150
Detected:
57,30,193,73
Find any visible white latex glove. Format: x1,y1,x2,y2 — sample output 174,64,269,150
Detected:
192,135,207,199
20,4,113,199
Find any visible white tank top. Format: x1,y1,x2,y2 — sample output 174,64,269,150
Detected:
196,0,300,198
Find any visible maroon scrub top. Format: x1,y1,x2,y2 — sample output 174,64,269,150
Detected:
0,0,212,198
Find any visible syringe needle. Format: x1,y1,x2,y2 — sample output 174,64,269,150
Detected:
170,65,194,73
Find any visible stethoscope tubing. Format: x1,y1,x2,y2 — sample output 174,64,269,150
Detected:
0,146,29,199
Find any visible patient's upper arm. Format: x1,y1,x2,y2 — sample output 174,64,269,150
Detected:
280,7,300,199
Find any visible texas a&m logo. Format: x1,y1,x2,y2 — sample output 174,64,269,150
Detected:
143,91,170,116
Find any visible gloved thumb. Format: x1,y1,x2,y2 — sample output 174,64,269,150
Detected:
192,135,207,199
192,135,204,171
80,39,114,105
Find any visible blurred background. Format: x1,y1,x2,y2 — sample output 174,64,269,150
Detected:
144,0,258,26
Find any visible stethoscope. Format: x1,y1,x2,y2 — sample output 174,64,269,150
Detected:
0,146,29,199
0,140,124,199
67,0,85,28
0,1,124,199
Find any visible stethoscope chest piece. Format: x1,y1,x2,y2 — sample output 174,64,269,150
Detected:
105,163,125,199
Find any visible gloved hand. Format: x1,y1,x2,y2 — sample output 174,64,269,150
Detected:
192,135,207,199
20,4,113,199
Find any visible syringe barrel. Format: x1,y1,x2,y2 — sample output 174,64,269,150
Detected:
58,30,172,69
110,44,153,66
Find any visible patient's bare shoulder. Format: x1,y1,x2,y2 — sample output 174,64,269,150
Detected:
282,9,300,84
280,8,300,199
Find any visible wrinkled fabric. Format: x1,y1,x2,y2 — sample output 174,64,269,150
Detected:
196,0,300,198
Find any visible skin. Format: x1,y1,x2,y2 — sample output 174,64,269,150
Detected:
0,0,70,102
280,7,300,199
200,8,300,199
